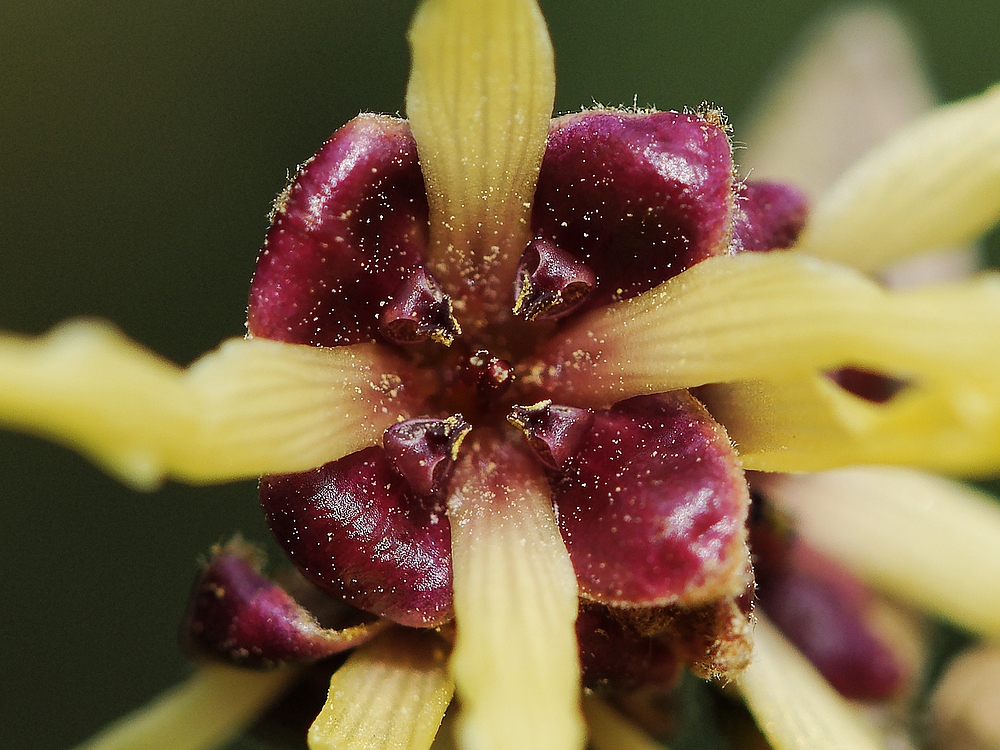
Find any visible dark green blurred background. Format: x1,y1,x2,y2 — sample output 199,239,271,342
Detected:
2,1,999,747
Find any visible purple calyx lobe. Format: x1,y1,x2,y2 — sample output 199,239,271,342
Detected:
531,110,735,310
183,542,385,668
553,392,750,607
260,447,453,628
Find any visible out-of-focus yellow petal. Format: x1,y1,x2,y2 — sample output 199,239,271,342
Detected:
762,468,1000,639
739,617,886,750
447,437,584,750
742,8,933,199
308,629,453,750
582,696,668,750
73,665,296,750
535,252,1000,472
700,373,1000,475
406,0,554,310
0,321,415,489
794,84,1000,271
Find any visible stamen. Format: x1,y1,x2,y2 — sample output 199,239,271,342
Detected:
506,399,594,470
380,267,462,347
383,415,472,496
513,239,596,321
463,350,515,397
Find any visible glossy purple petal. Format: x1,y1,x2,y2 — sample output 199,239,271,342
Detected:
729,180,808,253
183,543,385,668
553,392,750,607
248,115,429,347
531,110,734,309
260,447,453,628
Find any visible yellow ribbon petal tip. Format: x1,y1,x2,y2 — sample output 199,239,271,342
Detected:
406,0,555,306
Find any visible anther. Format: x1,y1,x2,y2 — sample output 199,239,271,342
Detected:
513,239,596,321
507,399,595,470
380,267,462,346
383,415,472,496
464,349,515,397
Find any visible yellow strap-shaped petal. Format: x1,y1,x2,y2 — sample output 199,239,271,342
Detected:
763,468,1000,639
0,321,415,489
741,8,933,199
794,83,1000,270
308,629,454,750
582,696,669,750
406,0,555,310
73,665,297,750
447,438,584,750
700,373,1000,475
739,617,886,750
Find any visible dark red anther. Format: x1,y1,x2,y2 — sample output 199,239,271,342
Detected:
507,399,594,470
183,541,386,668
464,350,515,397
513,239,596,321
729,180,809,254
383,415,472,496
380,267,462,346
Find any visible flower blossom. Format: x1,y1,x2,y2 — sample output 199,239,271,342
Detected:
4,1,1000,750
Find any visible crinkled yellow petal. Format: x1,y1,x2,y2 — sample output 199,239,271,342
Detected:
406,0,555,307
308,629,453,750
794,83,1000,270
739,617,886,750
73,665,296,750
0,321,414,489
742,8,933,198
537,252,1000,472
763,468,1000,639
582,696,668,750
700,373,1000,475
447,439,584,750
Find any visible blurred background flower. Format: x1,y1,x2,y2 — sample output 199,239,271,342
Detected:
2,1,999,748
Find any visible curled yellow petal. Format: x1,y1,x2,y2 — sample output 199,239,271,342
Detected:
742,8,933,199
0,321,416,489
700,372,1000,475
763,468,1000,639
795,84,1000,270
447,437,584,750
534,252,1000,472
73,665,296,750
308,629,454,750
406,0,555,311
739,617,886,750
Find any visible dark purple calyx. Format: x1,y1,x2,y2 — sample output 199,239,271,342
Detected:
729,180,809,253
260,447,453,628
827,366,909,404
552,392,750,607
577,604,680,692
383,414,472,496
751,509,907,700
183,542,386,668
248,115,429,347
463,349,515,397
507,399,594,470
380,266,461,346
531,109,734,311
512,239,596,321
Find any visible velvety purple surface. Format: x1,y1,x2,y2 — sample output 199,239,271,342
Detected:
751,513,906,700
553,392,747,606
248,115,429,347
260,447,453,628
729,180,808,253
576,604,680,691
183,549,368,667
531,111,734,310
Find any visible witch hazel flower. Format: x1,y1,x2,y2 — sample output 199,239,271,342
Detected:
4,1,1000,749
